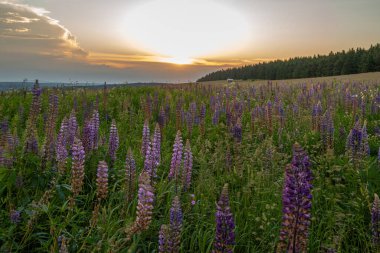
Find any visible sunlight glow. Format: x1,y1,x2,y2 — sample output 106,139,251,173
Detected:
123,0,252,64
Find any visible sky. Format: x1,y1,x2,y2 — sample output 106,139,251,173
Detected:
1,0,380,83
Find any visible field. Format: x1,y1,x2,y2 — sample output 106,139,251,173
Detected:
0,74,379,253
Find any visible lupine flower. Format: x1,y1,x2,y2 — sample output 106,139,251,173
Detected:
232,118,242,143
96,161,108,200
372,193,380,245
158,106,166,130
200,102,206,121
143,140,153,176
67,111,78,152
346,120,368,161
108,120,119,164
159,224,170,253
182,139,193,191
128,170,154,238
56,118,69,174
168,196,183,252
42,92,59,166
169,130,183,181
226,107,232,129
212,109,220,125
361,122,370,156
83,119,95,152
151,123,161,178
92,110,100,149
25,128,39,154
71,138,85,198
277,143,312,253
213,183,235,253
126,148,136,202
10,210,21,224
321,109,334,150
141,120,150,157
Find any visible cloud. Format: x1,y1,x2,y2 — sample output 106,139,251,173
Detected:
0,2,87,59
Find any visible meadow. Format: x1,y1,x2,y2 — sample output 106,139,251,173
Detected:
0,75,379,253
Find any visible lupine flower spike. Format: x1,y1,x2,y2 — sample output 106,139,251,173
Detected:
372,193,380,246
182,139,193,191
108,119,119,165
277,143,312,253
213,183,235,253
127,170,154,240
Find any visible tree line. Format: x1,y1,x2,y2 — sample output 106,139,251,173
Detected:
197,44,380,81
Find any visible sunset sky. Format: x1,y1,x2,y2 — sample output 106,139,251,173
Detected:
1,0,380,83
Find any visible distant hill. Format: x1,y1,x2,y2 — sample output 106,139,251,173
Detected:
197,44,380,82
0,81,168,91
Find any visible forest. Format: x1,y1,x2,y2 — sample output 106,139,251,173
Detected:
198,44,380,81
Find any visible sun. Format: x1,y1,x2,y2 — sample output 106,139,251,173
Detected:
159,57,194,65
123,0,251,64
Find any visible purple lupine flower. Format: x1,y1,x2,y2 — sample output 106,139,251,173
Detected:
200,102,206,121
226,108,232,129
92,110,100,149
168,130,183,181
232,118,242,143
158,106,166,130
151,123,161,178
372,193,380,245
141,120,150,157
42,92,59,165
213,183,235,253
143,140,153,176
212,109,220,125
67,111,78,152
168,196,183,252
277,143,312,253
128,170,154,238
346,120,363,161
108,120,119,164
361,122,370,156
25,129,39,155
71,137,85,198
96,161,108,200
10,210,21,224
56,118,69,174
159,224,170,253
182,139,193,191
28,80,42,124
126,148,136,201
82,119,95,152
